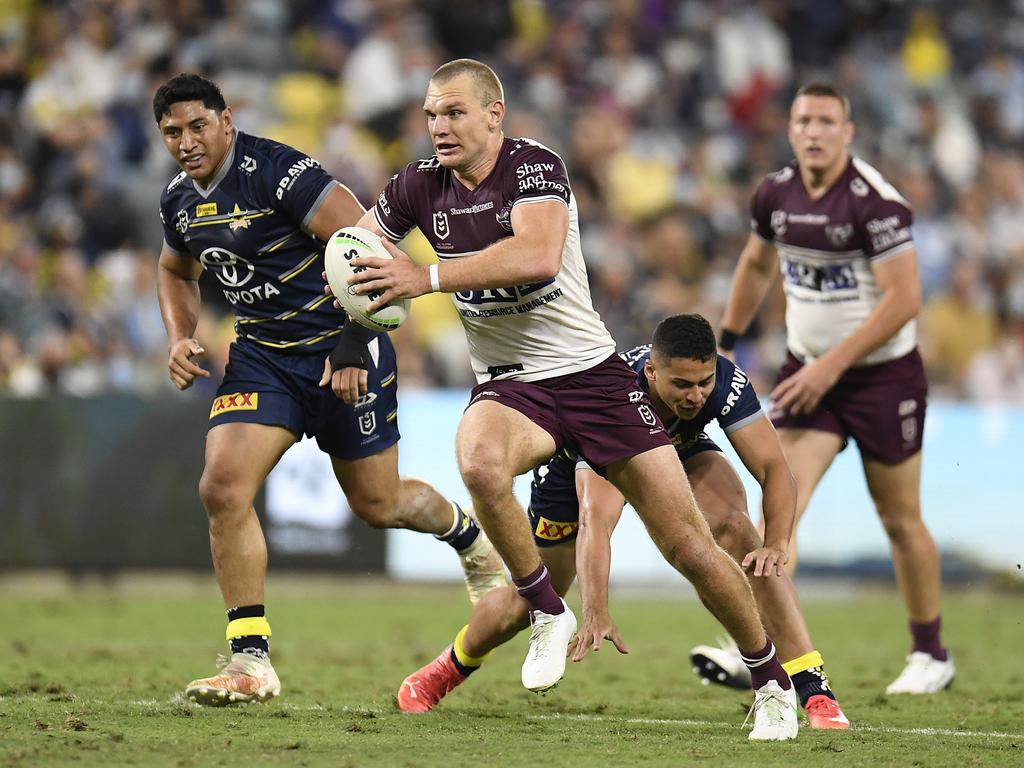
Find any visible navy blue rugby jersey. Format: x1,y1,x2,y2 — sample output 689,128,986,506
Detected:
160,131,348,354
619,345,764,454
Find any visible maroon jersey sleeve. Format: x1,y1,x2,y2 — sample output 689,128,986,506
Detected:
372,168,418,242
749,175,777,242
858,189,914,260
507,141,572,210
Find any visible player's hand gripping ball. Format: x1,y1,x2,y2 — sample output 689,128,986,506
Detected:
324,226,410,331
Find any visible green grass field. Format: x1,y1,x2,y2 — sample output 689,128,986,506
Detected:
0,575,1020,767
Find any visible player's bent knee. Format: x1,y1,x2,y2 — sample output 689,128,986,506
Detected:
711,511,758,560
198,473,253,519
876,505,923,543
661,531,713,578
458,459,513,505
349,494,400,529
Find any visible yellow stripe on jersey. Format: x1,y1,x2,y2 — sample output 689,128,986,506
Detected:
244,327,343,349
226,617,272,640
188,210,271,228
236,294,335,325
380,372,396,388
782,650,825,676
386,409,398,423
278,253,320,283
453,625,490,667
261,233,295,255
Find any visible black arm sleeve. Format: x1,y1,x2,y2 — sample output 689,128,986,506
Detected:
328,320,375,371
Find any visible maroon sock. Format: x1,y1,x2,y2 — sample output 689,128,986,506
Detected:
739,637,792,691
513,564,564,615
910,617,948,661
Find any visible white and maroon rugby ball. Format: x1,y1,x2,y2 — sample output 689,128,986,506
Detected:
324,226,409,332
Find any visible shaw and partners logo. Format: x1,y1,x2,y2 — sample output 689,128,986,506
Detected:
210,392,258,418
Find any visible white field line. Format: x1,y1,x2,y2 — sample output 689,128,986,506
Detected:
530,712,1024,740
109,699,1024,741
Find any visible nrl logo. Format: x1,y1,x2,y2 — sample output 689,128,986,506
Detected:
433,211,450,240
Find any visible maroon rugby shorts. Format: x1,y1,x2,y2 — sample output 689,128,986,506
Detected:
770,348,927,464
467,354,670,472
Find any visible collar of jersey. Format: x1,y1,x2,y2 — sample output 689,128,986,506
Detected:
192,129,239,199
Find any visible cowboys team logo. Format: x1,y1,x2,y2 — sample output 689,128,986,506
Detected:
199,246,255,288
433,211,450,240
771,210,787,236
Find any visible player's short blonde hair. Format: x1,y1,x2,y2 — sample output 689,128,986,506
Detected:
430,59,504,106
794,82,851,120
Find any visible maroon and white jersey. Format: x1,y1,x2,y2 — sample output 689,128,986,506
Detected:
751,157,917,365
373,137,614,383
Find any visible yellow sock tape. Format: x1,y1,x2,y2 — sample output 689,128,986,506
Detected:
453,625,491,667
782,649,824,676
226,616,272,641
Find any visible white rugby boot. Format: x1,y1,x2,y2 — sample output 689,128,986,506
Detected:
185,652,281,706
521,599,577,692
690,636,752,690
885,651,955,694
746,680,799,741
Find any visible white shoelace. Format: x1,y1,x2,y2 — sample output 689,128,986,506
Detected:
743,685,796,730
527,611,556,658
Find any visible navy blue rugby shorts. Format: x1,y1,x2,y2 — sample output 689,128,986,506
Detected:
208,336,400,460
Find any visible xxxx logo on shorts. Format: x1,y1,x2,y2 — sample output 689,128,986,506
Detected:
534,516,579,542
210,392,259,418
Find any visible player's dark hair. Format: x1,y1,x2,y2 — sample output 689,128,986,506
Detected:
652,314,717,363
152,73,227,123
794,82,851,119
430,59,504,106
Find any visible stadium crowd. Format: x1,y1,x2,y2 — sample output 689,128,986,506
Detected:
1,0,1023,401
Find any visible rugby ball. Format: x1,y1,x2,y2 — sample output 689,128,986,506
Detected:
324,226,409,332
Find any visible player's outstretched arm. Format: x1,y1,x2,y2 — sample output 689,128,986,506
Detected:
720,234,779,355
571,467,630,662
771,248,921,415
157,245,209,391
728,416,796,577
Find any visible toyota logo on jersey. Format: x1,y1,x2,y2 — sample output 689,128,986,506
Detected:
199,246,256,288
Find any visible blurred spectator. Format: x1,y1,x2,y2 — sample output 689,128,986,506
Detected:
921,258,997,395
0,0,1021,404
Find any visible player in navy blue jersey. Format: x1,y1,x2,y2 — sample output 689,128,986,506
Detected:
721,82,951,695
393,314,850,730
153,74,505,706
